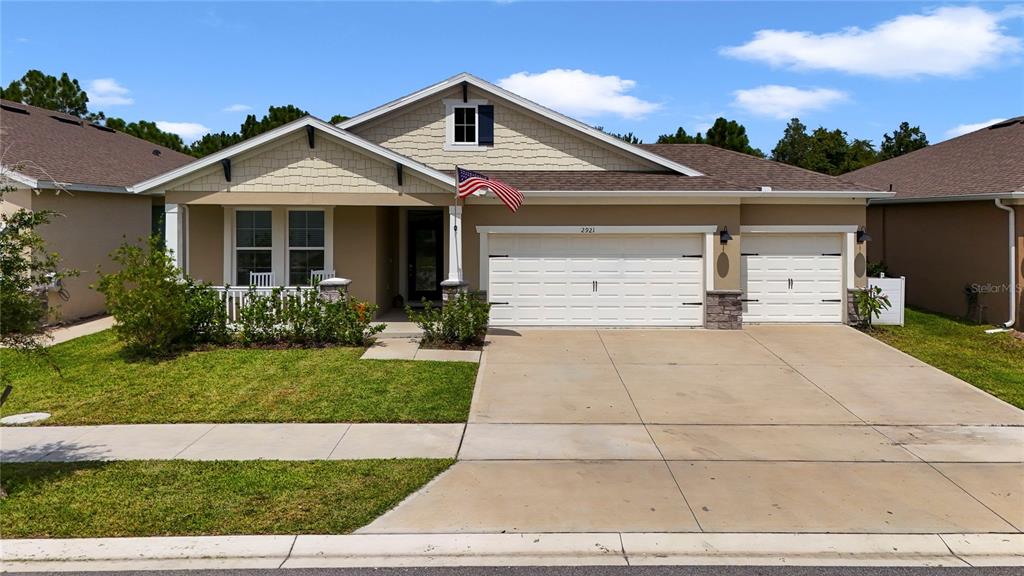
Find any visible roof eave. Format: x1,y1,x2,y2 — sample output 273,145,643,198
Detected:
498,189,892,199
131,116,456,193
871,191,1024,204
338,73,705,177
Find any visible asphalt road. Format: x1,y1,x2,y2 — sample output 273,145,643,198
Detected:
13,567,1021,576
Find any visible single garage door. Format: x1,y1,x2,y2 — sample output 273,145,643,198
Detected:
741,234,843,323
488,234,704,326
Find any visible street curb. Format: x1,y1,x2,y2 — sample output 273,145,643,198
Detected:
2,532,1022,571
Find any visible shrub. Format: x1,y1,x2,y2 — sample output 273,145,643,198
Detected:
854,285,891,329
238,287,384,347
407,292,490,349
185,283,230,346
95,236,192,357
866,261,889,278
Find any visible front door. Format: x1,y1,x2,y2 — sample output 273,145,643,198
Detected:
407,210,444,303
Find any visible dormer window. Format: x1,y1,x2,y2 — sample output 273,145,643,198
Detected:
445,99,493,150
453,106,476,144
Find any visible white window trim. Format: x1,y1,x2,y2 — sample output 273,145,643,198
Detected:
443,98,489,151
285,208,334,287
223,207,333,287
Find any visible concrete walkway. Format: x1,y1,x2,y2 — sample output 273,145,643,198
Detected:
43,316,114,346
361,337,481,362
363,326,1024,536
0,423,464,462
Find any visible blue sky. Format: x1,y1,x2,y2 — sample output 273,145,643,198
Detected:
3,1,1022,153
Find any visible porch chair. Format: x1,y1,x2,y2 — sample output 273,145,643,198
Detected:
309,269,334,285
249,272,274,287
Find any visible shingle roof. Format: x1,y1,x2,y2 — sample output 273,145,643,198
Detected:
0,99,194,189
642,144,877,192
446,170,740,191
839,117,1024,199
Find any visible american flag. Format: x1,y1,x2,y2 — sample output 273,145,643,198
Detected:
456,167,524,213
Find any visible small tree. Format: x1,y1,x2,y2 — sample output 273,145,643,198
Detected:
0,165,76,403
854,286,891,329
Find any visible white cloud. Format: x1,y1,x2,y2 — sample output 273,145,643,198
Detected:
156,121,210,141
496,69,660,119
722,6,1022,78
731,85,848,119
945,118,1007,138
87,78,134,106
222,104,252,113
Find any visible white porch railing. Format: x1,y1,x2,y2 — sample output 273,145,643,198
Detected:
211,286,319,323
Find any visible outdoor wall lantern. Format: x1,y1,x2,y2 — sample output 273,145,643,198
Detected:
856,227,871,244
719,226,733,245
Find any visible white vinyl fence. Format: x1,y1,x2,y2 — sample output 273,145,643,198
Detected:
868,276,906,326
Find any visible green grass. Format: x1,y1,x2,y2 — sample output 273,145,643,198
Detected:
0,459,451,537
0,330,477,425
870,308,1024,409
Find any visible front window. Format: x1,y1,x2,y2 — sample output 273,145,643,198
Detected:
288,210,325,286
236,210,273,285
453,106,476,144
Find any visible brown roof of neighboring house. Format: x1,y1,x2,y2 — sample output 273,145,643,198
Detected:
642,143,877,192
839,117,1024,199
0,99,194,189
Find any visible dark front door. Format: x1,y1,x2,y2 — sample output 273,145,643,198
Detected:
407,210,444,302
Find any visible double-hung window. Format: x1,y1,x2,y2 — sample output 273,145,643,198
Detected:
288,210,325,286
453,106,476,144
235,210,273,285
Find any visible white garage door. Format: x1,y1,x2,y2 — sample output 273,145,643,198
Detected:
741,234,843,323
488,234,704,326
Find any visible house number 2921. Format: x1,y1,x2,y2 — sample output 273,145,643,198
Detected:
580,226,596,234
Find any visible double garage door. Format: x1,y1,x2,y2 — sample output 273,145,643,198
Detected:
485,232,845,326
488,234,704,326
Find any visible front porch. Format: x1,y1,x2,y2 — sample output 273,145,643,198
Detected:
171,203,466,316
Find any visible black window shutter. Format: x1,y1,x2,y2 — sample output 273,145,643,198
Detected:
478,105,494,145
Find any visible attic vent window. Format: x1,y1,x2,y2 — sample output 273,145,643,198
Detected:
1,104,29,115
444,99,494,150
51,115,82,126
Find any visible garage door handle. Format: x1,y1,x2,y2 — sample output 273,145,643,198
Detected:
741,253,759,256
740,298,759,302
821,299,842,303
490,301,509,306
489,254,509,258
680,254,702,258
821,253,841,256
681,302,703,306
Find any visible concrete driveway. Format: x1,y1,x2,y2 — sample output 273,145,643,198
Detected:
363,325,1024,535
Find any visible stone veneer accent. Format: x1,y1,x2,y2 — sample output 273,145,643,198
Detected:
705,290,743,330
847,288,864,326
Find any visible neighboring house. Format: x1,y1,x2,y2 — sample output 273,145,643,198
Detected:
135,73,889,328
0,99,194,322
842,118,1023,329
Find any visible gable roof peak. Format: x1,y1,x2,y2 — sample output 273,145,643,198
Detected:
337,73,705,177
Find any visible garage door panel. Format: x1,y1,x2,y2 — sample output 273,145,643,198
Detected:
488,234,704,326
742,235,843,323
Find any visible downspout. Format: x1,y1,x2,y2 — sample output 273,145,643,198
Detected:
985,198,1016,333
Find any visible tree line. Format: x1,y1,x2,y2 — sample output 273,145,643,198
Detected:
1,70,347,159
3,69,928,174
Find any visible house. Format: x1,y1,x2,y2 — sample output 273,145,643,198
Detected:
0,99,195,322
134,73,890,328
842,118,1023,329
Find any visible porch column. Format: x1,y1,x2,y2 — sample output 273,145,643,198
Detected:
165,203,184,271
445,204,463,283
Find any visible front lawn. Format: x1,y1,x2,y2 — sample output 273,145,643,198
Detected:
869,308,1024,409
0,330,477,425
0,459,451,537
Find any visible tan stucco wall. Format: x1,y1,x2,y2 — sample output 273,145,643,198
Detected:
350,85,657,172
31,191,154,322
186,205,224,284
866,201,1017,324
168,132,448,197
461,205,742,291
333,206,385,306
376,207,399,310
741,204,868,288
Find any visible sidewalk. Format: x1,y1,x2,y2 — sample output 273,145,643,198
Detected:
3,532,1021,571
0,423,464,461
44,316,114,346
